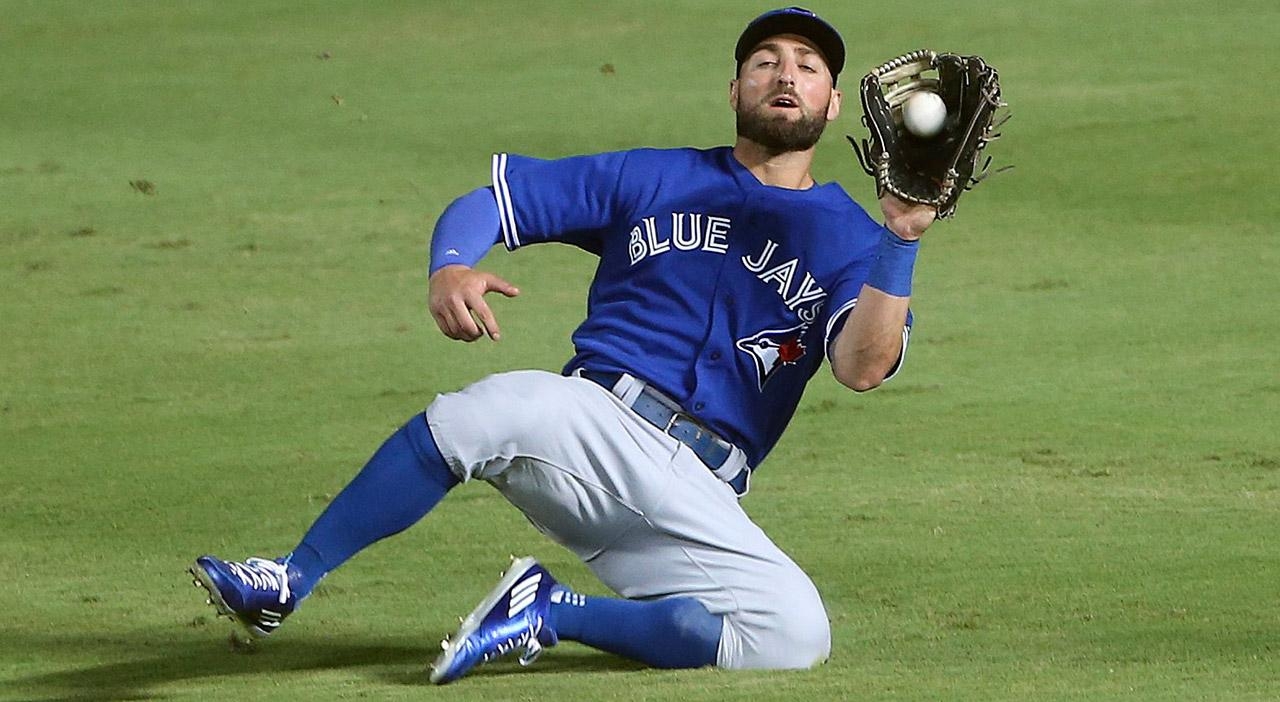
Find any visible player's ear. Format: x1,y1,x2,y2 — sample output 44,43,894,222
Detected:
826,87,842,122
729,79,739,109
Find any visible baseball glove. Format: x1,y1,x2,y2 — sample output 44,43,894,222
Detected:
849,50,1009,219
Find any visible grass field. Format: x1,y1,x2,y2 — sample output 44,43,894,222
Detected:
2,1,1278,700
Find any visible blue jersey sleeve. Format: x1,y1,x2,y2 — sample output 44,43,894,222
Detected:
491,151,630,254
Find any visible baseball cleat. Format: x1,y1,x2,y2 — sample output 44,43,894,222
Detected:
428,556,560,685
190,555,298,638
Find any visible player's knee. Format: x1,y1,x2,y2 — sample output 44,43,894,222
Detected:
771,597,832,667
767,568,831,667
795,604,833,665
721,588,831,669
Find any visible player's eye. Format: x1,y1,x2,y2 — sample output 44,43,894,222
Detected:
800,63,817,73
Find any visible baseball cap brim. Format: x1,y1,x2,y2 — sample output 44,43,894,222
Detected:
734,7,845,82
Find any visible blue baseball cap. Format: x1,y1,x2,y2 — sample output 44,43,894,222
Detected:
734,7,845,82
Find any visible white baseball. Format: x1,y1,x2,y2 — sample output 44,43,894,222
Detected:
903,91,946,138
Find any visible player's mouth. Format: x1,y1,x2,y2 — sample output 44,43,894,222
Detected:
768,94,801,109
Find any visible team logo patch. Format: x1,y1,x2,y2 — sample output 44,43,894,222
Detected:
736,325,808,390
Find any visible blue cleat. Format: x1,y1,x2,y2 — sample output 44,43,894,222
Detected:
429,556,560,684
189,555,298,638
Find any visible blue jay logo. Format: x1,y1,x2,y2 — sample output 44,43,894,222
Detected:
736,325,808,390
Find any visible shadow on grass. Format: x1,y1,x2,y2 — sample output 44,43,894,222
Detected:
10,629,643,701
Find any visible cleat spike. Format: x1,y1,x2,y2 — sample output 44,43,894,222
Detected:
206,598,213,605
441,638,450,650
458,615,465,625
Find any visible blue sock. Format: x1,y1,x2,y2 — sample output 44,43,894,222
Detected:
284,413,459,598
548,590,721,668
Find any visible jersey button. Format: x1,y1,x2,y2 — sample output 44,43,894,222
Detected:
709,351,722,361
693,401,706,412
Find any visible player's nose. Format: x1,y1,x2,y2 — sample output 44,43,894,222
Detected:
775,55,800,84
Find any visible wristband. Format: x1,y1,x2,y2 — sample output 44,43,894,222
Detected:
865,229,919,297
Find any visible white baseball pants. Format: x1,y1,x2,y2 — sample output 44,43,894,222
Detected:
425,369,830,669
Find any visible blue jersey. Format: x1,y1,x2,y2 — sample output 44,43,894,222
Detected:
491,146,910,467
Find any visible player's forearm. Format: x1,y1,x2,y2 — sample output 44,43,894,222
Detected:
830,286,909,391
428,186,504,275
830,229,919,391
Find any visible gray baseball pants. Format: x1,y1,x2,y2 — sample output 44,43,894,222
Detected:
424,369,830,669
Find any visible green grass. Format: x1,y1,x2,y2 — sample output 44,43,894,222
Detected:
2,1,1278,700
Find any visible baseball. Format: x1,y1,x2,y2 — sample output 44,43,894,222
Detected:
903,91,946,138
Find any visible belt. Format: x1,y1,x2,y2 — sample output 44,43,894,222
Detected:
579,370,751,496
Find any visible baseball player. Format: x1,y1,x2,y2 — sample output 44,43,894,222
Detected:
192,7,934,684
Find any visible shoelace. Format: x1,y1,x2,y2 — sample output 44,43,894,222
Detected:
227,557,292,606
481,616,544,667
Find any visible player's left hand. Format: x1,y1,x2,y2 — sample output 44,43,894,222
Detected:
879,193,936,241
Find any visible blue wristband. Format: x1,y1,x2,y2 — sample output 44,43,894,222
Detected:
865,229,920,297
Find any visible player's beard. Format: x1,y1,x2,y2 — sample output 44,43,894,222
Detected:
735,98,828,153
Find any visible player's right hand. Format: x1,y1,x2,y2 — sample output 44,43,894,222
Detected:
428,265,520,342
